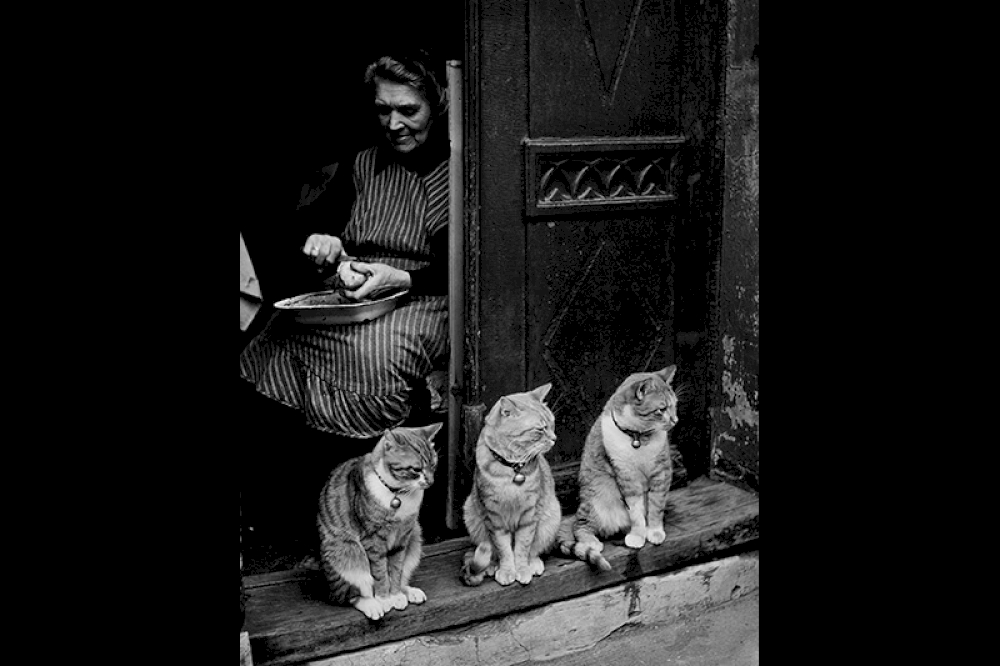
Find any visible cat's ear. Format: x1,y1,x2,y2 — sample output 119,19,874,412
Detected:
382,429,396,450
657,366,678,385
420,422,444,444
499,397,516,418
531,383,554,404
635,380,648,402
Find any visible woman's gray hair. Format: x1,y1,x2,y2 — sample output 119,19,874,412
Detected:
364,50,448,118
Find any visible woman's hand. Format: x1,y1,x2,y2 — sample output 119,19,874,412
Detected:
337,261,368,290
344,262,412,300
303,234,344,266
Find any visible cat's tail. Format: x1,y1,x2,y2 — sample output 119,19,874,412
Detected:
461,543,492,587
556,516,612,572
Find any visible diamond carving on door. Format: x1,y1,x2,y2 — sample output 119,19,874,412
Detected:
532,221,675,466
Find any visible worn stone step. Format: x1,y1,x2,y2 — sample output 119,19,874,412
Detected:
306,552,759,666
243,478,759,666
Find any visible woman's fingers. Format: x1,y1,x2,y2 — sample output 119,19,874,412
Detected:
349,261,375,276
344,264,408,301
338,262,368,289
303,235,323,262
303,234,343,264
303,234,322,255
344,263,383,300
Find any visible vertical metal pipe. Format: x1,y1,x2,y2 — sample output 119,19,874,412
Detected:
446,60,465,530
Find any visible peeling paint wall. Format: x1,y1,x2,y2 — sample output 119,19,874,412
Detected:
711,0,759,491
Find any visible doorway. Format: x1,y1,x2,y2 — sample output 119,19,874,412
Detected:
239,5,467,576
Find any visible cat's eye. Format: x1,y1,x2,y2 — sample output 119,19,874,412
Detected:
391,465,422,479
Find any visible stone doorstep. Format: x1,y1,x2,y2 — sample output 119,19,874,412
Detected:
304,552,759,666
245,478,759,666
242,632,253,666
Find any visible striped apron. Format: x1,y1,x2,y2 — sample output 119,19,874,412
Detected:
239,147,450,439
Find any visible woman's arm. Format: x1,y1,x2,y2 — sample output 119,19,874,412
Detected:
347,226,449,299
405,225,448,295
292,155,362,292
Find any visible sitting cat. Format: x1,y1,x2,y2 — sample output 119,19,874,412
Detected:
461,384,563,587
317,423,442,620
557,366,680,571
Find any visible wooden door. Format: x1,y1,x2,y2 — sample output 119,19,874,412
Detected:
457,0,722,522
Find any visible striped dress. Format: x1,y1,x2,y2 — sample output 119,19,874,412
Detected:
239,146,449,439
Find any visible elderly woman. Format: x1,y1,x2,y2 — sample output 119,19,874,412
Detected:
240,51,450,445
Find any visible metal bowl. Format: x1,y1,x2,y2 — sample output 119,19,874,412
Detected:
274,289,410,325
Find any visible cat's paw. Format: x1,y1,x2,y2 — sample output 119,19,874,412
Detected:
404,586,427,604
387,592,409,611
529,557,545,577
625,532,647,549
515,564,534,585
377,595,397,614
354,597,385,621
647,527,667,545
494,566,517,586
485,562,498,577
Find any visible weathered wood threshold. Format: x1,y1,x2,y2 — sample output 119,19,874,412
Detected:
243,477,759,666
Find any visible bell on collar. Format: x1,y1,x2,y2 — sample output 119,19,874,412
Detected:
513,473,527,485
632,439,642,449
391,496,403,510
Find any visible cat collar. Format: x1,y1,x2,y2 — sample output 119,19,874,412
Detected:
611,412,656,450
490,449,530,485
373,467,408,510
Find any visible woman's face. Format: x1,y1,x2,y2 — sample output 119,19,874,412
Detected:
373,77,434,154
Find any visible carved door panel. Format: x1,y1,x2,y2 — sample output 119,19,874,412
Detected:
524,0,683,466
469,0,695,511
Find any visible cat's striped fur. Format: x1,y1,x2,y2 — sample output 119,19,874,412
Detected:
317,424,441,620
557,366,679,571
461,384,562,587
